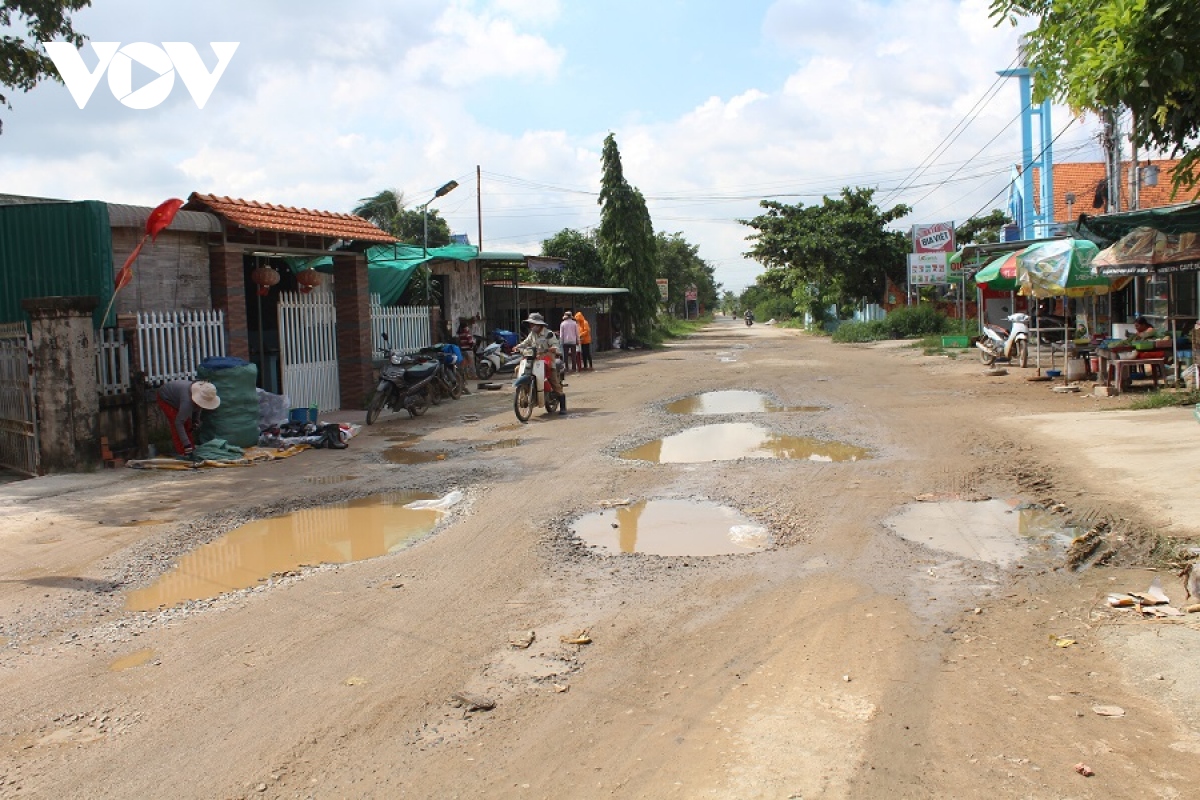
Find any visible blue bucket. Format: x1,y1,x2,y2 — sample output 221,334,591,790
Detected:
289,406,318,424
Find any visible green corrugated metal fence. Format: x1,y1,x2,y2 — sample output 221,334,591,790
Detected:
0,201,114,327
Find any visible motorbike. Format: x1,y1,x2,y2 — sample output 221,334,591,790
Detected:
976,312,1030,368
745,313,754,327
512,347,565,423
364,333,439,423
420,344,465,403
475,341,522,379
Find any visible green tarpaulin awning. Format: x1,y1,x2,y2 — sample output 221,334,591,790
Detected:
291,244,526,305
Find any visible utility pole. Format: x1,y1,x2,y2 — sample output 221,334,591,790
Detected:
476,165,483,250
1102,109,1122,213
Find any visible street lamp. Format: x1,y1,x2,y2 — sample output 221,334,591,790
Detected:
422,180,459,309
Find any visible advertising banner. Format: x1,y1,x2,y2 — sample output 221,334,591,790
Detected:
912,222,956,254
908,252,950,285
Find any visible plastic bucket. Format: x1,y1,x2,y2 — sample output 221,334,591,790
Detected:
289,406,318,424
1066,358,1087,381
1089,356,1100,373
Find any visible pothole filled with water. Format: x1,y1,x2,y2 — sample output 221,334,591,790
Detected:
110,648,155,671
666,390,822,415
382,444,448,464
572,499,769,556
884,499,1077,567
621,422,869,463
476,439,522,451
125,491,444,611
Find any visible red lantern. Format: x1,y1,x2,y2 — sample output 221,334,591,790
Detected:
251,265,280,296
295,269,323,294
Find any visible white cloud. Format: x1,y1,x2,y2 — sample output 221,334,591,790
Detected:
401,5,564,87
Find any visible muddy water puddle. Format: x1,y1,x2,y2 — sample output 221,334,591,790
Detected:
666,390,821,415
382,444,447,464
476,438,521,451
125,492,443,611
110,648,155,671
621,422,868,463
572,499,769,556
885,500,1076,567
304,475,357,485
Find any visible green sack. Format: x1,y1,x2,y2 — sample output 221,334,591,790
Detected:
196,361,260,448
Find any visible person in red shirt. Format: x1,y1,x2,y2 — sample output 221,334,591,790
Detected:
457,324,477,377
156,380,220,456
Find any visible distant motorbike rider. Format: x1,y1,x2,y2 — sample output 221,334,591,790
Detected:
514,312,566,414
744,309,755,324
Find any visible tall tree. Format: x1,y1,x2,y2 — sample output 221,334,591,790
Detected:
741,188,910,318
0,0,92,133
656,231,719,316
353,188,451,246
540,228,605,287
956,209,1010,245
597,133,660,341
990,0,1200,195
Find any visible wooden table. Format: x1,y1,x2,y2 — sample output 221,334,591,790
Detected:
1099,353,1167,395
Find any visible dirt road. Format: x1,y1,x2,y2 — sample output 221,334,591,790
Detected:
2,317,1199,799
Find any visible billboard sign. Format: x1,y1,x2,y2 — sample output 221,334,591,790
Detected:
912,222,956,254
908,253,950,285
656,278,669,300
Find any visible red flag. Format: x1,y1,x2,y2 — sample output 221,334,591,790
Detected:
115,237,146,291
145,198,184,241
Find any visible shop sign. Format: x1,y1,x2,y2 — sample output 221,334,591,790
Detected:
912,222,956,254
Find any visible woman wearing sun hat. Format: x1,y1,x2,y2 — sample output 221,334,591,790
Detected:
156,379,221,457
513,312,566,414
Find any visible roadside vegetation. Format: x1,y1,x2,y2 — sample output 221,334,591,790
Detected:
1126,388,1200,410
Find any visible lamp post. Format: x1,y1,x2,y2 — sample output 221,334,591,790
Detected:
422,180,459,310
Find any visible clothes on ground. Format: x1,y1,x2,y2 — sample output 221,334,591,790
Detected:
192,438,245,462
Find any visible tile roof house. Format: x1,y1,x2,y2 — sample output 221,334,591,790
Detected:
1034,160,1183,223
184,193,397,245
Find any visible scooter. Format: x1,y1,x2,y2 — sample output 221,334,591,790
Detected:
365,333,439,423
512,347,565,423
976,312,1030,368
475,341,522,379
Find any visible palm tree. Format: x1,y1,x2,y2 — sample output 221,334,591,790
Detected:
353,189,405,236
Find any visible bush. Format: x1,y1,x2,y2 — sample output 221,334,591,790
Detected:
831,320,885,343
877,305,950,339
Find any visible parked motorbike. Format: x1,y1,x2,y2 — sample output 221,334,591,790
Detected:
513,347,565,423
976,312,1030,368
475,341,522,379
365,334,439,423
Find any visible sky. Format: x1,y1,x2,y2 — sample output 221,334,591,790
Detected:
0,0,1107,293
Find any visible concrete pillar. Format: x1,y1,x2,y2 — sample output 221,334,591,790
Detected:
333,252,373,409
209,246,250,360
21,296,100,473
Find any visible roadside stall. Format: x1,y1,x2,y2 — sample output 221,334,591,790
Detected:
1091,225,1200,390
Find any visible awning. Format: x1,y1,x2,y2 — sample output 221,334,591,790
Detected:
1073,203,1200,245
515,284,629,296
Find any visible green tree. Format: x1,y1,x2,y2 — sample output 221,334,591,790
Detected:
741,188,911,319
597,133,661,341
656,231,719,316
353,188,451,246
956,209,1010,245
539,228,605,287
0,0,92,133
990,0,1200,195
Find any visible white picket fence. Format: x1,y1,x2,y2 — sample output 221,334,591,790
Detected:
95,328,131,395
278,289,340,412
371,295,432,353
136,309,227,385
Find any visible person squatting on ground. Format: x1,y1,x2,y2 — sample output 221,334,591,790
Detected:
514,312,566,414
574,311,593,371
558,311,580,373
156,379,220,457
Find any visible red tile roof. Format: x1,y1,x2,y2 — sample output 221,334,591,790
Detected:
186,193,397,243
1032,160,1183,223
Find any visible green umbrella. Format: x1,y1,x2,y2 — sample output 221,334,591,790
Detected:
973,251,1020,292
1015,239,1109,297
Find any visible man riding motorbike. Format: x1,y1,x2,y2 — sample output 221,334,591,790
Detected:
513,312,566,414
744,309,755,325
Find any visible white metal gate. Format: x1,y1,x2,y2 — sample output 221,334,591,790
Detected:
0,322,38,475
278,288,340,412
370,294,432,352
